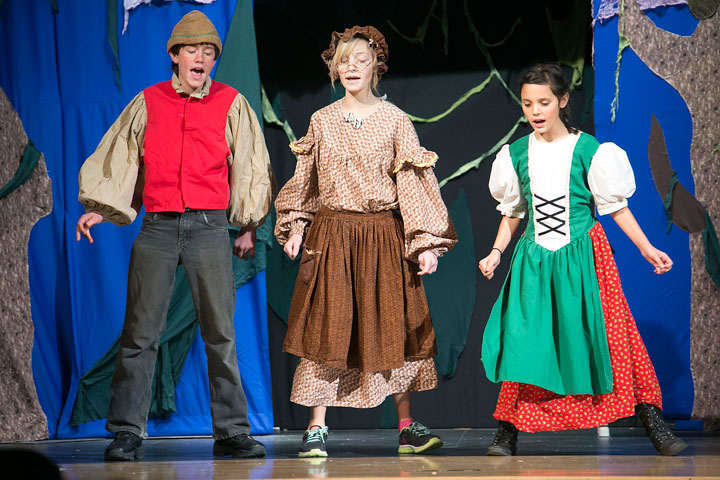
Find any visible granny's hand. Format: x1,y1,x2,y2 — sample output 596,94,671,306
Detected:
418,250,438,275
75,211,104,243
284,234,303,260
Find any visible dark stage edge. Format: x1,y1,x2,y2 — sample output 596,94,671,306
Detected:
1,428,719,479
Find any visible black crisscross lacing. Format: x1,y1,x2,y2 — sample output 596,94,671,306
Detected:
534,193,567,237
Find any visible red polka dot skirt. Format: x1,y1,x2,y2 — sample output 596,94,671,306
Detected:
493,222,663,433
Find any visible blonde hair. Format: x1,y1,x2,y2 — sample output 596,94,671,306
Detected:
328,37,380,92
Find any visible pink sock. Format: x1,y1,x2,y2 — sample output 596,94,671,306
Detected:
398,418,413,432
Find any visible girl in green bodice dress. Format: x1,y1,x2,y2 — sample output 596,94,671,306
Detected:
478,64,686,456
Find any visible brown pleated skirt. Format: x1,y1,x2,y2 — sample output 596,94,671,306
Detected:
283,206,437,372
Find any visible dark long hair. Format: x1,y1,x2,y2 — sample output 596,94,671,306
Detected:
520,64,577,134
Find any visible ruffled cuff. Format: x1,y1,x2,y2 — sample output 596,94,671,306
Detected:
406,232,457,263
290,135,314,156
496,204,526,218
275,218,310,246
431,247,447,258
289,220,307,239
393,148,438,173
588,142,636,215
596,199,628,216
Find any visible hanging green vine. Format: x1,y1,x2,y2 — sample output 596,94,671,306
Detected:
463,0,520,105
546,0,587,90
438,116,527,188
481,18,522,48
440,0,449,54
387,0,450,54
267,1,527,189
388,0,527,188
261,84,297,143
611,0,629,122
107,0,121,91
403,73,493,123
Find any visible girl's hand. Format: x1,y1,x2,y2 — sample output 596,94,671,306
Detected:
641,246,673,275
610,208,672,275
284,234,303,260
478,250,502,279
418,250,438,275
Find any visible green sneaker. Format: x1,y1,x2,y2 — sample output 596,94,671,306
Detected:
299,426,328,457
398,422,443,454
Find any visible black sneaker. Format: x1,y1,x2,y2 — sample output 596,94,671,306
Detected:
398,422,443,454
299,426,328,457
104,432,144,461
487,420,518,456
213,433,266,458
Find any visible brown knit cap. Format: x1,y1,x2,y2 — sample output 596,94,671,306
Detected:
167,10,222,55
321,26,389,77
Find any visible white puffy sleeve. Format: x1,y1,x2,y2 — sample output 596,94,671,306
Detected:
489,144,526,218
587,142,636,216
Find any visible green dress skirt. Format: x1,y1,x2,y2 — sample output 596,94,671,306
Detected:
482,133,614,396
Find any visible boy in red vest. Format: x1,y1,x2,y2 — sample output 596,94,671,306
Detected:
76,11,273,461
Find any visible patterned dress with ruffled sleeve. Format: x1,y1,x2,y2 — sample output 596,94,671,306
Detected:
274,99,457,407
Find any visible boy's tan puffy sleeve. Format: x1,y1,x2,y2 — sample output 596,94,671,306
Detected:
78,92,147,226
226,93,275,228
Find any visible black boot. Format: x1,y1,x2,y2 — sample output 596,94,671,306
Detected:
636,403,687,456
487,420,518,456
104,432,144,461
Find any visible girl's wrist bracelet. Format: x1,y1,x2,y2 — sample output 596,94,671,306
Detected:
491,247,503,256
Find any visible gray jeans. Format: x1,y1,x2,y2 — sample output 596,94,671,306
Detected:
106,210,249,440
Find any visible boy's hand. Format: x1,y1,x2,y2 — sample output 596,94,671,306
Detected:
478,250,502,279
284,234,303,260
418,250,438,275
642,246,673,275
233,227,256,260
76,211,104,243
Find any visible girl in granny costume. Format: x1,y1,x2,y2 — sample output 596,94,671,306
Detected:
274,26,457,457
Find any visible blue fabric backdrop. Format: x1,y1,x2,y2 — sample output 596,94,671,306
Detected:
593,4,696,417
0,0,273,438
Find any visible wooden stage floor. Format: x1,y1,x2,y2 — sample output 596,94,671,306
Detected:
2,428,719,479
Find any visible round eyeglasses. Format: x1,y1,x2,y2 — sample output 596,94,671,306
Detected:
338,57,372,74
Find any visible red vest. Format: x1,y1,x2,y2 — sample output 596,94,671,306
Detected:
142,80,238,212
